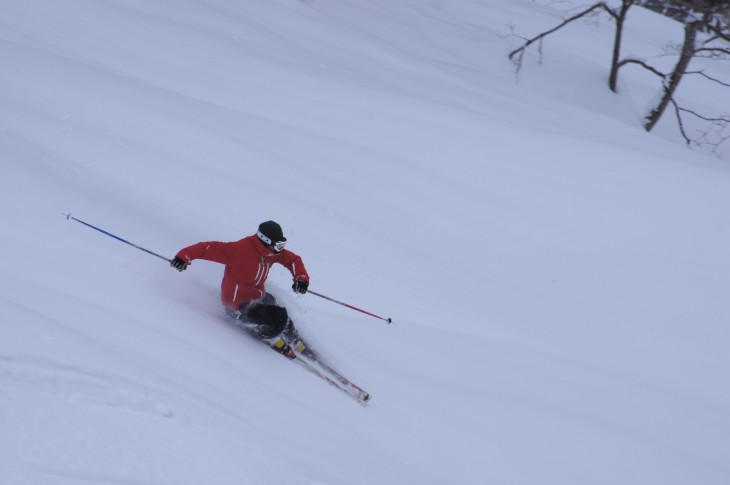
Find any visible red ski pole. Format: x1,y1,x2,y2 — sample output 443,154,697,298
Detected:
308,290,392,324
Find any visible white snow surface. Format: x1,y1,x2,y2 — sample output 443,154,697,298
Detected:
2,1,729,484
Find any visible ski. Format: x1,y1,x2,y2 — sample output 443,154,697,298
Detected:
269,339,370,406
227,314,371,406
294,346,371,406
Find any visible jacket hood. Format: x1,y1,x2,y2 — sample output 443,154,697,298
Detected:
247,233,275,256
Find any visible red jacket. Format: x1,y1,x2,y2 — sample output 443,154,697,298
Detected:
176,234,309,310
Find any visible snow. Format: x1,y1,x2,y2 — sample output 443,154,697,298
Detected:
2,0,729,484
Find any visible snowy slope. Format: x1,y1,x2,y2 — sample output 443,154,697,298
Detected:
2,1,729,484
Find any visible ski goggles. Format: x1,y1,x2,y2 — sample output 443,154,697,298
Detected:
257,231,287,252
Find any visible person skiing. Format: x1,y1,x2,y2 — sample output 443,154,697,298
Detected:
170,220,309,357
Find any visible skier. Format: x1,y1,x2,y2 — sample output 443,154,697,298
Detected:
170,220,309,357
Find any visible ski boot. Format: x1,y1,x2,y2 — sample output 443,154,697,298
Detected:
282,319,306,353
265,336,296,359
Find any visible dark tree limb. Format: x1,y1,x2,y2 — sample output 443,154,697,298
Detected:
617,58,667,78
687,70,730,86
608,1,637,92
671,99,730,155
504,0,730,156
508,3,609,63
644,20,703,132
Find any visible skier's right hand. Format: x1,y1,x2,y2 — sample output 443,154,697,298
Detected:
171,256,188,272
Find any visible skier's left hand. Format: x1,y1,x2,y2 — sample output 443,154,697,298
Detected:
292,279,309,294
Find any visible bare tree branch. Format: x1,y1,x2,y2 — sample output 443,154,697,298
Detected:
694,47,730,57
687,70,730,86
677,106,730,124
644,20,703,132
618,58,667,77
508,3,610,62
503,0,730,156
670,99,730,155
671,99,693,145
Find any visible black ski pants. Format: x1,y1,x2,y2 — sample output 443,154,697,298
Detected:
228,293,289,340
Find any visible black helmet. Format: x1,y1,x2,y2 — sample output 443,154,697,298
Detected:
257,221,287,252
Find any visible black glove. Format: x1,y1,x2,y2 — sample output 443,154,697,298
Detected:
171,256,188,272
292,279,309,294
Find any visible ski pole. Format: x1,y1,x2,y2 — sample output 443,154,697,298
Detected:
63,213,172,263
308,290,392,324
